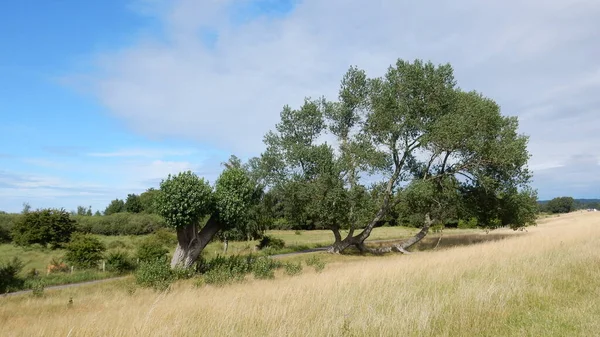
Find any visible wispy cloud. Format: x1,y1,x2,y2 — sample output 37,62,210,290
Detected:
63,0,600,199
87,147,198,158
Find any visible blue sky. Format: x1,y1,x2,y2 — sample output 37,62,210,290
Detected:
1,0,599,213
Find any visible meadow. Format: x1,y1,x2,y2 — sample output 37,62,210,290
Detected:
0,226,425,288
1,211,597,336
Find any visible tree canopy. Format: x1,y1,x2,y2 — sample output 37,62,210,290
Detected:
254,58,535,253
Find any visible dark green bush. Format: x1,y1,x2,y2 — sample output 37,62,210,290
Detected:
11,209,76,248
203,268,239,286
457,217,478,229
257,235,285,250
105,251,136,273
200,254,254,276
0,257,24,293
64,234,106,269
135,260,174,291
0,213,19,243
136,237,169,263
74,213,167,236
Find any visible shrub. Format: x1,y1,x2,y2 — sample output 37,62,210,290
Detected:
252,256,279,279
136,237,169,263
270,218,292,230
105,251,136,274
458,217,478,229
204,268,238,286
0,257,24,293
135,260,174,291
283,261,303,276
306,255,326,272
31,279,45,298
64,234,106,269
201,254,254,276
257,235,285,250
74,213,167,236
11,208,76,248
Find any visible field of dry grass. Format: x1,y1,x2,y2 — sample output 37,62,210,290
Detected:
1,211,599,336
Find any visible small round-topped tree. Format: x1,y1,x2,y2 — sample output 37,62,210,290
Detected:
157,167,258,269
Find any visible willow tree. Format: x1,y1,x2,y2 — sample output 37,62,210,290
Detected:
157,164,260,268
258,59,534,253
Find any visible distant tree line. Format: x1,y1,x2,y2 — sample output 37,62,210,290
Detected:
538,197,600,214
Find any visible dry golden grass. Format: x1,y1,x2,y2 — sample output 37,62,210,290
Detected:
2,211,599,337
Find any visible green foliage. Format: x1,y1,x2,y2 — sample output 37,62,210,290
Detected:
151,228,177,246
30,279,45,297
254,58,535,248
105,251,136,274
135,259,174,291
199,254,282,285
252,256,279,279
271,218,292,230
125,193,143,213
136,236,169,263
214,166,260,228
64,234,106,269
257,235,285,250
104,199,126,215
458,217,478,229
306,255,326,272
544,196,576,214
76,205,92,216
203,268,239,286
74,213,167,236
0,213,19,243
0,257,24,293
283,261,303,276
157,171,214,229
107,240,128,249
11,208,76,248
139,188,160,214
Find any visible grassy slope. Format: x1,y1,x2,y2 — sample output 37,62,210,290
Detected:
0,226,424,276
2,212,599,336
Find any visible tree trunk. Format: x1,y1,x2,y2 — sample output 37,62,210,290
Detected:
358,213,434,255
397,213,433,251
170,214,223,269
327,238,355,253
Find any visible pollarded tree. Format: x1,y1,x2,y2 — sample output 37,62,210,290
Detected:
258,59,534,253
157,165,261,268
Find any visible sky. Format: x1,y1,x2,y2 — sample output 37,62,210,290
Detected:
0,0,599,213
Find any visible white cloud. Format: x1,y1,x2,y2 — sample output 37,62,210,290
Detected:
87,147,198,158
71,0,600,198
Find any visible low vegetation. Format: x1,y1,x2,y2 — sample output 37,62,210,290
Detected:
1,212,598,336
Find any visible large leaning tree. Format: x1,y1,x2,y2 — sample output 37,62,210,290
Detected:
157,160,262,268
256,59,536,253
